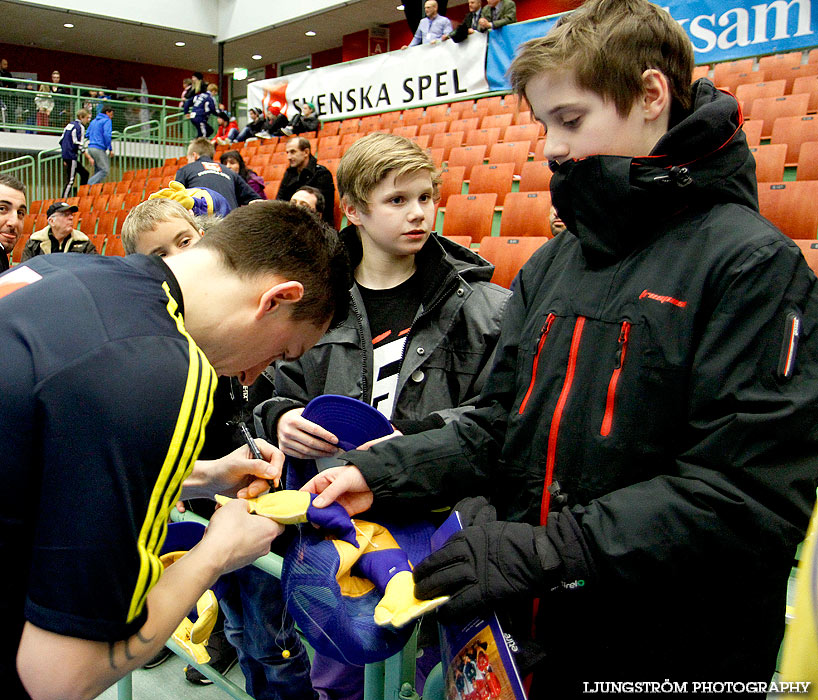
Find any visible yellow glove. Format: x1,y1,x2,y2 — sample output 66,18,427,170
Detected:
148,180,195,210
374,570,449,629
216,491,311,524
159,551,219,663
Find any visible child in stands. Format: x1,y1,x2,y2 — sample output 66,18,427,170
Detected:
305,0,818,695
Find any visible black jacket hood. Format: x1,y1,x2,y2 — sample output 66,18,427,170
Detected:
551,79,759,265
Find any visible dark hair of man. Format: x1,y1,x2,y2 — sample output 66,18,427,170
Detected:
0,173,26,194
102,106,114,115
295,186,325,218
196,201,350,328
220,150,255,182
188,137,215,159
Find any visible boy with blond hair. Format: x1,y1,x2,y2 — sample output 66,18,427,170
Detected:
306,0,818,694
121,199,202,257
250,132,510,700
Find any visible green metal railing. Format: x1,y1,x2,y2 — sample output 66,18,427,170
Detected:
1,155,36,193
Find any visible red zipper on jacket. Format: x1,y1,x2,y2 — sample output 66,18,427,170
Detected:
540,316,586,525
600,321,631,437
519,313,556,415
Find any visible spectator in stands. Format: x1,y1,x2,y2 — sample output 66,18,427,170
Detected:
443,0,483,42
290,186,325,219
213,110,239,144
5,202,350,700
179,77,194,108
303,0,818,694
21,202,96,260
235,107,267,142
191,71,207,95
0,173,26,273
184,83,217,138
0,58,13,127
277,137,335,224
255,132,510,700
403,0,453,47
121,199,203,257
220,150,268,200
260,105,289,138
478,0,516,31
549,205,566,237
175,137,260,210
34,82,54,128
49,69,70,124
59,108,92,198
86,105,115,185
281,102,320,136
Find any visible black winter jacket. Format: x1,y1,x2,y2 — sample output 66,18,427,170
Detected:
256,229,510,439
347,81,818,691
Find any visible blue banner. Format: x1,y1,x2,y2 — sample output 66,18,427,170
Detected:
486,0,818,91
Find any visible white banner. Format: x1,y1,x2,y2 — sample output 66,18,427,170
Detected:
247,33,489,121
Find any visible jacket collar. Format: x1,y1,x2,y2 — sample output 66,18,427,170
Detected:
550,79,757,266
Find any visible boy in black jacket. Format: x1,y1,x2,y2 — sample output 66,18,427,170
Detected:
305,0,818,695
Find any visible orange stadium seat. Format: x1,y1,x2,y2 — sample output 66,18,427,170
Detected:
92,195,109,211
341,133,364,148
338,118,361,135
124,193,142,210
750,144,787,182
379,111,403,128
316,144,343,160
469,162,514,205
447,145,486,179
419,121,447,137
735,80,786,113
401,108,426,126
442,193,496,241
264,180,281,199
757,181,818,239
437,166,466,208
392,125,418,138
503,123,541,150
513,111,533,126
793,75,818,112
105,235,126,257
794,239,818,276
750,93,810,137
12,233,30,264
475,96,503,113
120,171,135,182
321,121,340,136
263,164,288,182
796,141,818,180
692,65,711,81
769,114,818,164
488,141,531,176
427,147,445,170
758,51,802,74
320,134,342,149
500,191,553,238
478,236,550,289
769,63,818,93
519,160,554,192
441,235,472,247
742,119,763,147
144,177,163,195
719,71,766,95
425,104,449,122
465,127,501,149
712,58,756,86
114,180,131,194
432,131,464,161
449,100,475,115
480,113,514,135
321,158,341,180
449,117,480,134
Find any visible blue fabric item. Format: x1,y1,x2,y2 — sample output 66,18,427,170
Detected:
221,566,317,700
86,111,112,150
302,395,393,453
306,496,359,547
187,187,232,217
282,519,436,666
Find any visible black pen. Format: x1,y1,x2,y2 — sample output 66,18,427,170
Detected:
239,423,281,490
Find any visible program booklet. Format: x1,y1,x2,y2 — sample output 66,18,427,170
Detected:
431,511,527,700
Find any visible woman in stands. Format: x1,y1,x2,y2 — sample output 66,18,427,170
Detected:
220,150,267,199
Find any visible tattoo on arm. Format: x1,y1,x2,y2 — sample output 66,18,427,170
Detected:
107,629,156,670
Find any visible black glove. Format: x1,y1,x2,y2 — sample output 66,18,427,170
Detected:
452,496,497,528
413,521,563,622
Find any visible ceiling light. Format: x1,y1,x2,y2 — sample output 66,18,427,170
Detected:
252,54,262,60
175,41,186,47
305,30,316,37
233,67,248,80
63,23,74,28
397,4,405,10
207,68,216,72
306,65,312,69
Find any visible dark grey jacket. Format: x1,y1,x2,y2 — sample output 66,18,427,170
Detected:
255,229,510,439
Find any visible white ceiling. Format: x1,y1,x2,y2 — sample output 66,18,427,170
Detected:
1,0,468,75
